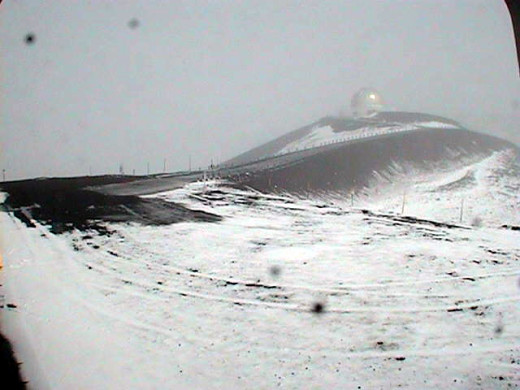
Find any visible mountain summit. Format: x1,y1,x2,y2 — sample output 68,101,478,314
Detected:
224,111,517,195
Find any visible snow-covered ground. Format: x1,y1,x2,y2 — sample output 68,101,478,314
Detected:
1,151,519,389
358,149,520,227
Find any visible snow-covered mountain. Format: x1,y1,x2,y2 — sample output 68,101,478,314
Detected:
0,112,519,388
223,112,518,196
226,112,465,165
1,149,519,388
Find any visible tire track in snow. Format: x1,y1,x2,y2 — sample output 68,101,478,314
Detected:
5,201,520,384
23,199,520,311
50,206,519,321
7,215,218,345
87,225,520,292
73,238,520,315
71,231,520,315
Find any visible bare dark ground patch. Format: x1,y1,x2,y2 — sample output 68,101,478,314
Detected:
0,332,26,389
1,175,221,234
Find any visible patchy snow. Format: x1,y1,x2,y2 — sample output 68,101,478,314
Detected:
275,119,461,156
415,121,460,129
358,150,520,227
1,155,519,388
277,123,421,155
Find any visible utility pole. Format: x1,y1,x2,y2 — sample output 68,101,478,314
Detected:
163,158,166,173
189,155,192,172
147,162,150,175
2,169,5,182
401,191,406,215
351,193,354,207
459,198,464,223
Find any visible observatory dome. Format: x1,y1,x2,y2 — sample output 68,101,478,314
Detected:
351,88,384,118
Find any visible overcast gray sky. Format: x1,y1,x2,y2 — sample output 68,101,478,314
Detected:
2,0,519,180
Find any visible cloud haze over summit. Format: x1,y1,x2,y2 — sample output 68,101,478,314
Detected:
1,0,519,180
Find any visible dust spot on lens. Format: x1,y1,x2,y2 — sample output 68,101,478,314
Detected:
311,302,325,315
269,265,281,277
494,323,504,335
494,312,504,336
25,33,36,45
128,18,140,29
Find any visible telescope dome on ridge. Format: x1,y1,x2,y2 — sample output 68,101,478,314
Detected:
351,88,384,118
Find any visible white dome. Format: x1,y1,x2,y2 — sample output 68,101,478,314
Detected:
351,88,384,118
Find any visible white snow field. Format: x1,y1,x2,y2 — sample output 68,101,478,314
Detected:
1,151,519,389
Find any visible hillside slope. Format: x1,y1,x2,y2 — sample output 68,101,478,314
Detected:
233,125,517,195
226,111,463,166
